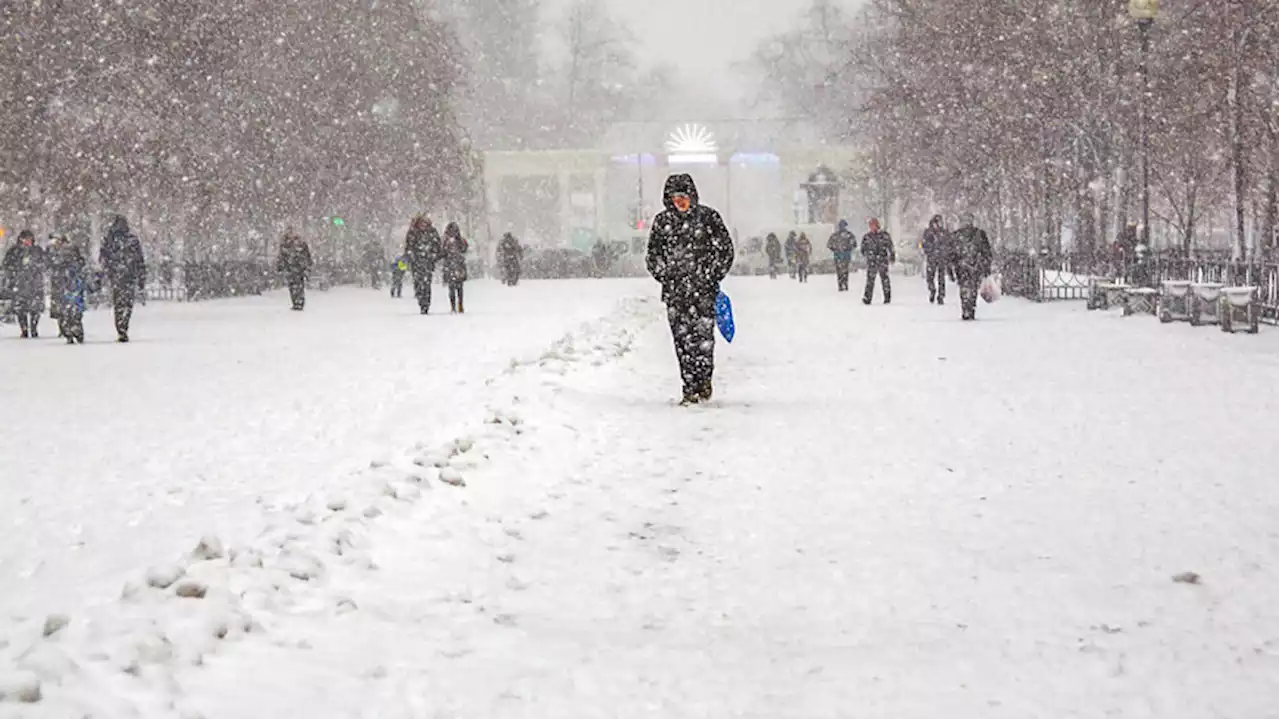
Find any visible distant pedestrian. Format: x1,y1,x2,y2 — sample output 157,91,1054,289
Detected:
2,230,48,338
441,222,469,313
765,233,782,279
860,218,895,305
646,173,735,405
275,228,312,311
827,220,856,292
795,232,813,283
784,231,798,279
389,255,407,298
48,237,87,343
921,214,951,304
99,215,147,341
403,215,441,314
947,212,994,321
496,232,523,286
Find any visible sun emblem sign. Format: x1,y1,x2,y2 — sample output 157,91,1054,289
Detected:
665,123,718,155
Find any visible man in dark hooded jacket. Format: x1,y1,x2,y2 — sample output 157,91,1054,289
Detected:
3,230,48,338
276,228,312,310
860,217,895,304
921,214,951,304
827,220,856,292
646,174,735,405
404,215,441,314
99,215,147,341
948,212,994,321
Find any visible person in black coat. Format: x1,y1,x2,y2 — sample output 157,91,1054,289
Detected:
860,217,895,304
441,222,470,313
3,230,48,338
948,213,994,321
645,173,735,405
48,237,87,343
403,215,441,314
921,214,951,304
275,228,312,311
99,215,147,341
784,231,798,279
827,220,856,292
764,233,782,279
496,232,523,286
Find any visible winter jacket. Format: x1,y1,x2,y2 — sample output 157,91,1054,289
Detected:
827,229,856,263
404,222,441,275
795,235,813,264
2,242,48,308
948,226,993,278
390,256,408,276
783,233,798,261
645,173,735,304
765,235,782,262
276,238,313,277
100,227,147,288
921,226,950,262
497,234,522,266
861,230,896,266
49,245,87,313
441,227,469,284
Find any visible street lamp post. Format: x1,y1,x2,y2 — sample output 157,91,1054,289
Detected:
1129,0,1158,250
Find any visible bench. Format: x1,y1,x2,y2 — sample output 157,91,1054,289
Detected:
1188,282,1225,326
1219,286,1261,334
1158,280,1193,323
1087,279,1130,310
1122,287,1159,316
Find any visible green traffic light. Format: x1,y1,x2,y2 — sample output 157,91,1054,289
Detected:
332,217,345,226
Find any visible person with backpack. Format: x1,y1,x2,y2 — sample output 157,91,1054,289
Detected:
99,215,147,340
860,217,895,305
827,220,856,292
948,213,994,321
275,228,312,311
921,214,951,304
441,222,469,313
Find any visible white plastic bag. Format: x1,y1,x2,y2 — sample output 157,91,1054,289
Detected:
980,274,1002,303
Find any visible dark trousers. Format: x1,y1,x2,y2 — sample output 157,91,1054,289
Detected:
286,275,306,310
957,269,981,319
797,262,810,283
768,260,780,279
112,286,137,334
926,261,948,302
863,264,891,303
834,260,850,291
59,306,84,342
368,268,380,290
448,282,465,312
666,294,716,398
390,273,404,298
412,271,433,313
16,311,40,337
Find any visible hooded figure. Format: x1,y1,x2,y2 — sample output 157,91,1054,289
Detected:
860,217,895,304
48,237,87,343
794,233,813,283
921,214,951,304
403,215,441,314
276,229,312,310
441,222,469,313
947,212,993,321
2,230,48,338
99,215,147,341
764,232,782,279
496,232,523,286
645,173,735,405
784,231,799,278
827,219,856,292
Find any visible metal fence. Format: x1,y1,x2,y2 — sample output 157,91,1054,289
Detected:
998,250,1278,324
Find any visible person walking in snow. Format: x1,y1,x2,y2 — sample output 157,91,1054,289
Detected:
860,217,895,305
947,212,994,321
784,231,798,279
795,232,813,283
2,230,48,338
48,236,87,343
921,214,951,304
646,173,735,405
99,215,147,341
403,214,441,314
764,233,783,279
496,232,523,286
441,222,469,313
827,219,856,292
389,254,407,298
361,241,384,290
275,228,312,311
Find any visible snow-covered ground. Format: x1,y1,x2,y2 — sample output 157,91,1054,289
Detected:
1,274,1275,717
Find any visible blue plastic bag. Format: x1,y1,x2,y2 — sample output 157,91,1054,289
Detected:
715,291,735,343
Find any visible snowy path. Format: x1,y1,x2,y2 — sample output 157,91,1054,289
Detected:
0,280,645,622
3,275,1277,717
